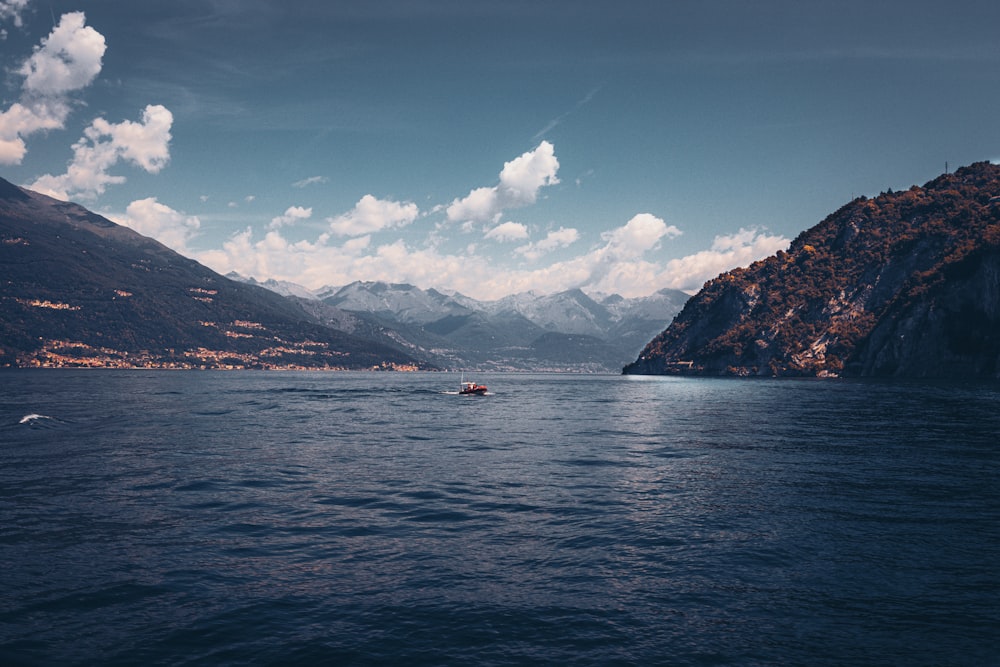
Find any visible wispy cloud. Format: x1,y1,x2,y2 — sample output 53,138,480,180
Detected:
533,85,602,140
292,175,328,188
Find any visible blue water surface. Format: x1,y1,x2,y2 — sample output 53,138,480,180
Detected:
1,371,998,666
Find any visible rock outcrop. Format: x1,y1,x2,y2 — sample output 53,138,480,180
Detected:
624,162,1000,378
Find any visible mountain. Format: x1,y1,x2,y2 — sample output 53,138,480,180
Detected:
226,273,319,300
0,178,427,370
309,281,689,372
624,162,1000,378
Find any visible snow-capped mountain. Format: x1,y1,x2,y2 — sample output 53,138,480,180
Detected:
229,276,690,371
317,281,690,371
227,273,319,300
321,281,473,324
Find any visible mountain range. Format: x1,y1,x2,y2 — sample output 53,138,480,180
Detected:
10,159,999,378
0,176,686,371
624,162,1000,378
234,277,689,372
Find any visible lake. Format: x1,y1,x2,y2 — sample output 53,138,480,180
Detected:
2,371,998,665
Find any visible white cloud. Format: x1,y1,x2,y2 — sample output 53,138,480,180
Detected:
0,12,106,165
29,104,173,200
516,226,580,260
19,11,105,96
292,175,328,188
446,141,560,224
484,221,528,242
0,1,31,28
327,194,419,237
498,140,560,205
0,101,63,163
659,228,789,292
601,213,682,258
269,205,312,230
113,198,200,255
193,211,787,302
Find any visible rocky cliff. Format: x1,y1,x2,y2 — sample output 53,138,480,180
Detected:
624,162,1000,378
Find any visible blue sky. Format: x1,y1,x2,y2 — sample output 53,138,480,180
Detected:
2,0,999,299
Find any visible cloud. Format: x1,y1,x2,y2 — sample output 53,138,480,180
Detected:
19,11,105,96
29,104,173,200
601,213,682,258
534,86,602,140
516,226,580,260
0,12,106,165
0,0,30,28
658,228,789,292
292,175,328,188
446,141,560,224
484,221,528,242
193,208,787,302
327,194,419,237
114,198,201,255
269,205,312,230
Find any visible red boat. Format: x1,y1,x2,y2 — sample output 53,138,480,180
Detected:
459,380,488,395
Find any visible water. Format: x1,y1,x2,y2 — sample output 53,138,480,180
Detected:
1,371,998,666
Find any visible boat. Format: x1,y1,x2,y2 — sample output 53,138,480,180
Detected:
459,381,488,395
459,376,488,395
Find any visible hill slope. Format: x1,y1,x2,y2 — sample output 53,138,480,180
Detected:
0,178,425,369
624,162,1000,378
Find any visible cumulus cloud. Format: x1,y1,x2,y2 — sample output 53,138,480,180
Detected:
601,213,682,258
196,229,491,298
269,205,312,230
19,12,105,96
659,228,789,292
0,11,106,164
484,221,528,242
114,198,201,255
194,213,789,301
516,227,580,260
446,141,560,224
29,104,173,200
327,194,419,237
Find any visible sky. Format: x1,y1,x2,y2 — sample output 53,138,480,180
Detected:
2,0,999,300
